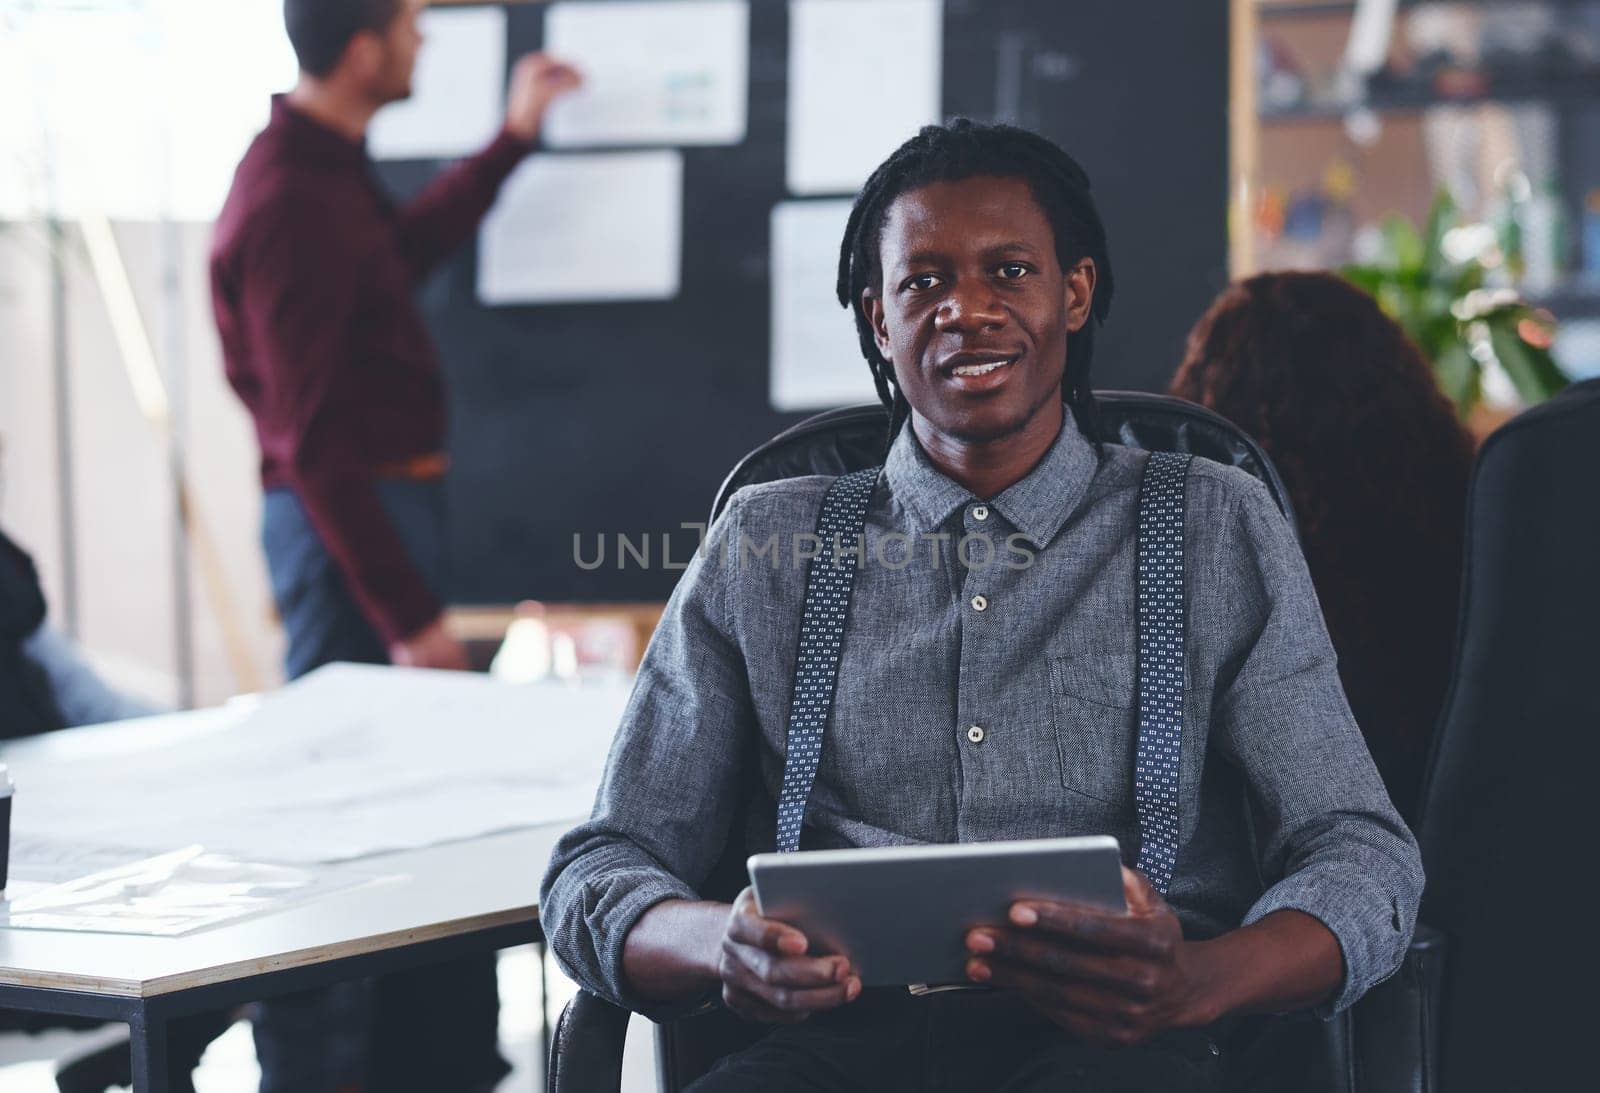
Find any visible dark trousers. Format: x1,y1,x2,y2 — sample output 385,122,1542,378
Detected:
256,480,509,1093
686,988,1320,1093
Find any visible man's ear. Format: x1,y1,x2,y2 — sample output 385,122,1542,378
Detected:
340,30,384,84
861,288,891,362
1062,258,1098,334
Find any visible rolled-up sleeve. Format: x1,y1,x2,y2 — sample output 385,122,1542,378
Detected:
1215,481,1424,1016
539,496,755,1016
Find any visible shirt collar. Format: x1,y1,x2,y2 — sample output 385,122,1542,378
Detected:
269,94,367,168
882,411,1099,548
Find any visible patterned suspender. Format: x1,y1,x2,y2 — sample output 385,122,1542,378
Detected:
772,453,1193,896
1132,452,1192,894
773,467,882,854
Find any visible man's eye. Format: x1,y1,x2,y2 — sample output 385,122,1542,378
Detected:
997,264,1030,280
905,274,942,291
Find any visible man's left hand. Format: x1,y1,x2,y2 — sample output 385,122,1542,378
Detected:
504,54,583,142
964,866,1222,1046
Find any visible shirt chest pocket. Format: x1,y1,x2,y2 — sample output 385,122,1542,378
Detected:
1049,654,1138,807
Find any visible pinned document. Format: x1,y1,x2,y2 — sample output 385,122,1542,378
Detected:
543,0,750,147
478,150,683,305
370,7,507,160
786,0,943,195
770,199,880,411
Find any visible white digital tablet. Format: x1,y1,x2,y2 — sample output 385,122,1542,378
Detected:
747,836,1125,987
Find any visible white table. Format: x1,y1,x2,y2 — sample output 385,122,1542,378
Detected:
0,672,622,1092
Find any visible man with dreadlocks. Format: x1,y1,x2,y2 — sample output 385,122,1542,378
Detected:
542,121,1421,1089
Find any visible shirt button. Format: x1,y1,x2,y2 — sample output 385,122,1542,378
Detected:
966,725,985,744
971,504,990,521
970,594,988,612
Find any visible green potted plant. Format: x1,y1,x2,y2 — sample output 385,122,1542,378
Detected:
1342,192,1567,428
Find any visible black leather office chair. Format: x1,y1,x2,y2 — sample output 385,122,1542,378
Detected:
546,391,1437,1093
706,393,1296,530
1408,377,1600,1092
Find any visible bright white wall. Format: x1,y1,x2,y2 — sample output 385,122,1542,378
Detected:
1,0,297,706
1,0,297,220
0,221,285,707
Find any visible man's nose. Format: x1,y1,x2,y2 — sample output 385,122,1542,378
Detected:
933,283,1006,333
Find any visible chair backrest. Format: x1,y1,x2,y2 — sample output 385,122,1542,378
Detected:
710,391,1298,531
654,392,1299,1092
1415,378,1600,1092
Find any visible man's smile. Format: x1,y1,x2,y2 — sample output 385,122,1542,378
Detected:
941,351,1021,391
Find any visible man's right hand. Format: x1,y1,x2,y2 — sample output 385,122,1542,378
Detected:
718,887,861,1023
503,53,582,143
389,618,470,671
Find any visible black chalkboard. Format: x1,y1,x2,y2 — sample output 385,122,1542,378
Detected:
375,0,1229,603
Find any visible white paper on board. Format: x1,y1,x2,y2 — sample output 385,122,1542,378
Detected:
543,0,749,147
786,0,943,196
369,7,507,160
770,199,879,412
477,150,683,305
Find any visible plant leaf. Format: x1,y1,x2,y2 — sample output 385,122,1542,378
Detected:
1432,341,1478,416
1422,190,1458,277
1489,320,1570,404
1382,214,1426,276
1341,264,1385,296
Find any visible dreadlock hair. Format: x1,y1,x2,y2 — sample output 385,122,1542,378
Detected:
835,119,1116,452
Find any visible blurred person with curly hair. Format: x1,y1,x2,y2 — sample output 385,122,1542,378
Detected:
1170,271,1475,822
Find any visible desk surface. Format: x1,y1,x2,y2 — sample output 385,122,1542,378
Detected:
0,826,562,998
0,672,607,1000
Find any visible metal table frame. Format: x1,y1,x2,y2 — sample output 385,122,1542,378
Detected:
0,919,549,1092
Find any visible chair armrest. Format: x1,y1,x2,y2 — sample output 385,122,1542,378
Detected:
547,990,631,1093
1348,923,1447,1093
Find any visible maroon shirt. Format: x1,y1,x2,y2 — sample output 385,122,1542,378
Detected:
211,96,529,645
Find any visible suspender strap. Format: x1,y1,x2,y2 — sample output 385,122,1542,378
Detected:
773,467,882,853
1133,451,1193,894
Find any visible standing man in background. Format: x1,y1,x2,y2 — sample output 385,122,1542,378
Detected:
213,0,578,677
211,2,578,1090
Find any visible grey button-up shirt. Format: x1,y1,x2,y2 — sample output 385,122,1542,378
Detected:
541,416,1423,1018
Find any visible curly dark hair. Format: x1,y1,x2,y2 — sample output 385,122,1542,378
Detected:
1170,272,1474,821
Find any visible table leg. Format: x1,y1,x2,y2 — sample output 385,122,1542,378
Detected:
538,939,551,1082
128,1005,171,1093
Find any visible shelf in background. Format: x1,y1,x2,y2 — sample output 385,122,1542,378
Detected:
1530,282,1600,321
1260,73,1600,122
1260,0,1591,19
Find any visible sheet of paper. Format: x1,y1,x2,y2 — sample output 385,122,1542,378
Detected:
5,837,165,887
478,150,683,305
543,0,749,147
770,199,880,411
1,665,632,867
369,6,507,160
786,0,943,196
1,846,386,937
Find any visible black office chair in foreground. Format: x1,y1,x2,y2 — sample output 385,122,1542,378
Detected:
546,391,1439,1093
1409,377,1600,1092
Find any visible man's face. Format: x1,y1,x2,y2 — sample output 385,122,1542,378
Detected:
368,0,425,104
863,175,1095,445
